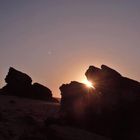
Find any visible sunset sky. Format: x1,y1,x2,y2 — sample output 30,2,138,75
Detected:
0,0,140,97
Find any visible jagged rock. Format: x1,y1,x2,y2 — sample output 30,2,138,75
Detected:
85,65,140,139
5,67,32,85
85,65,122,93
60,81,98,127
1,67,58,102
86,65,140,100
2,67,32,96
60,65,140,139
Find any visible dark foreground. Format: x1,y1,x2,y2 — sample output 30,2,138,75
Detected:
0,95,110,140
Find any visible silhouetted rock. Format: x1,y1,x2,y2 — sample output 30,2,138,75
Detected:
86,65,140,102
85,65,122,93
31,83,58,102
2,67,32,96
32,83,52,100
1,67,58,103
60,81,98,128
60,65,140,139
85,65,140,139
5,67,32,85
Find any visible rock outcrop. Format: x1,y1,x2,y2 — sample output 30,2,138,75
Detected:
32,83,53,101
60,81,100,129
1,67,58,102
86,65,140,102
60,65,140,139
60,81,95,123
33,83,52,98
2,67,32,96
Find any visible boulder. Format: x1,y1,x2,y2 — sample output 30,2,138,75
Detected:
32,83,52,100
1,67,58,103
86,65,140,128
5,67,32,85
85,65,122,93
60,81,98,127
60,65,140,139
2,67,32,96
85,65,140,101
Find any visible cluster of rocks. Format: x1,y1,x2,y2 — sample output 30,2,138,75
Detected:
1,65,140,139
1,67,58,103
60,65,140,139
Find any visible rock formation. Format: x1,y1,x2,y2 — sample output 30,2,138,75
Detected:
1,67,58,102
32,83,52,101
32,83,58,102
60,81,101,129
2,67,32,96
60,81,94,123
60,65,140,139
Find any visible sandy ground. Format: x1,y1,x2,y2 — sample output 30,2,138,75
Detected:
0,95,110,140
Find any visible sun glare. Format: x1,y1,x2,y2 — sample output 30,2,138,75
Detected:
82,79,94,88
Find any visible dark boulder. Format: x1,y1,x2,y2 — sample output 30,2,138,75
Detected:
5,67,32,85
2,67,32,96
60,65,140,139
86,65,140,101
1,67,58,103
32,83,52,100
85,65,140,139
85,65,122,93
60,81,98,127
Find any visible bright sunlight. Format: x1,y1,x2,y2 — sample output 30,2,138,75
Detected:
82,79,94,88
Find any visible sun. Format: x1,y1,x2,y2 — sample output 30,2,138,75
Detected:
82,79,94,88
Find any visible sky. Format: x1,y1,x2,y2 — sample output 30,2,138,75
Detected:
0,0,140,97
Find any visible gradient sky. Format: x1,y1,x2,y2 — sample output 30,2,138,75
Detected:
0,0,140,97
